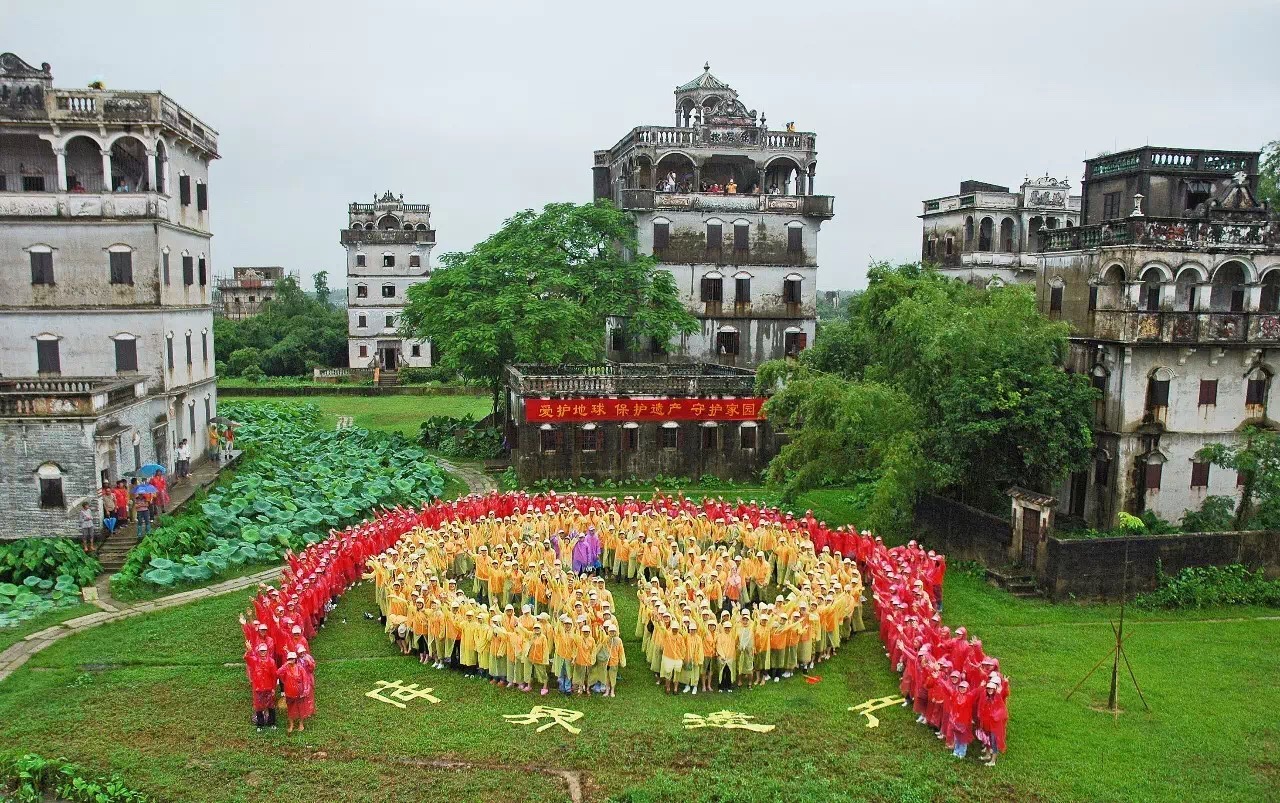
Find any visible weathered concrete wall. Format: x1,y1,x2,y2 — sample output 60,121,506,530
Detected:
912,494,1013,567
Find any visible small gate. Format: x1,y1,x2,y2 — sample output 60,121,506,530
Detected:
1021,507,1040,567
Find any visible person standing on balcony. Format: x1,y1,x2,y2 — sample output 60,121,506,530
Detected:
726,178,738,195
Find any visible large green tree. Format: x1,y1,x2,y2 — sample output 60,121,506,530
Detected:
400,201,697,410
760,262,1096,514
214,277,347,376
1197,426,1280,530
1260,139,1279,210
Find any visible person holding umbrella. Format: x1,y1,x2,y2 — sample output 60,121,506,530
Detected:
132,481,158,537
152,468,169,517
208,422,221,464
78,501,96,554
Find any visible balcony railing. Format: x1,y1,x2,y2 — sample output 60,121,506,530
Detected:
1088,148,1254,179
0,89,218,154
619,189,834,218
0,190,170,220
607,125,817,162
1042,217,1279,253
507,363,757,398
350,202,431,213
1085,309,1280,345
340,229,437,246
0,378,145,417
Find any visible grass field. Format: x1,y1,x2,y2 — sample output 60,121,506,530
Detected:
1,539,1275,801
219,394,494,439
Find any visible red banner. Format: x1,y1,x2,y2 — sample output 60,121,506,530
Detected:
524,397,767,423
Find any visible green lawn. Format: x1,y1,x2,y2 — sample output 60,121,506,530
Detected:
1,532,1275,802
0,602,98,654
219,393,494,439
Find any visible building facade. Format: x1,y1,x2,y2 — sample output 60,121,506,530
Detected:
920,176,1081,286
505,363,780,485
0,53,219,538
593,64,834,368
343,192,436,371
215,265,296,320
1034,146,1279,528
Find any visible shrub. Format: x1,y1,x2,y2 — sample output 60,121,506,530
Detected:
240,365,266,383
0,752,152,802
418,415,502,460
1181,495,1236,533
0,538,99,587
1135,562,1280,609
226,347,262,377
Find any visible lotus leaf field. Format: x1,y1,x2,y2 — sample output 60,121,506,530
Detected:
111,401,450,595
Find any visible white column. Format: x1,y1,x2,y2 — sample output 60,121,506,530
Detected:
101,147,113,190
54,148,67,191
145,146,157,193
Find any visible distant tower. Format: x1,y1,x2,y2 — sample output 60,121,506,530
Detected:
341,192,436,370
593,63,833,367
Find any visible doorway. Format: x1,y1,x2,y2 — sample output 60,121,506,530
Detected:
1021,507,1040,567
380,346,399,370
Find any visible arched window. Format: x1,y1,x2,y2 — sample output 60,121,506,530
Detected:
1210,261,1248,312
1000,218,1015,252
1140,267,1164,311
403,223,414,231
377,214,399,230
1246,365,1271,409
1175,266,1205,312
787,220,804,254
27,244,54,285
416,223,428,231
153,140,167,194
1260,270,1280,313
37,463,65,509
1146,367,1173,416
964,216,975,248
1027,216,1044,249
107,243,133,285
978,217,994,251
1144,450,1167,492
783,272,803,306
1098,264,1126,310
705,218,723,253
111,332,139,373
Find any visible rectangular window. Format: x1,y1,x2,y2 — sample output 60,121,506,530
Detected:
162,251,170,285
578,428,601,452
35,340,59,374
358,345,368,357
383,254,395,268
945,237,954,256
1145,286,1161,312
196,182,208,211
700,426,717,449
706,223,722,253
787,227,802,253
185,333,193,365
382,284,396,298
166,338,174,370
740,425,757,450
733,223,749,251
114,338,137,372
39,477,64,509
1145,462,1163,490
1198,379,1218,406
1231,289,1246,313
700,276,723,302
23,175,46,192
189,405,196,437
356,285,368,298
1050,286,1063,312
1187,286,1198,312
623,427,638,450
1246,378,1267,406
385,315,395,329
179,175,191,205
109,251,133,285
717,331,740,355
659,426,678,450
410,344,421,357
610,328,625,352
1091,371,1108,393
1102,191,1121,220
409,254,421,268
30,252,54,285
198,257,207,286
926,239,936,258
783,278,802,304
356,254,366,267
735,277,751,303
653,222,669,253
201,331,208,361
784,331,808,356
1148,378,1170,408
182,256,194,286
357,315,367,328
1190,461,1210,488
540,428,560,453
1088,285,1099,311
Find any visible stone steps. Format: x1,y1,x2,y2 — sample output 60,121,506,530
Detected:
985,566,1043,599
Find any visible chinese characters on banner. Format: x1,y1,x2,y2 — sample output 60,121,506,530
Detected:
524,397,768,423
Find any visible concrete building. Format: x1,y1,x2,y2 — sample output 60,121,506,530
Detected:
504,363,779,485
920,176,1081,286
215,265,297,320
0,53,219,538
1035,145,1279,528
343,192,436,371
593,64,834,368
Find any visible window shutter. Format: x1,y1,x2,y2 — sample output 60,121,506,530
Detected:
115,339,138,372
162,252,170,285
735,277,751,303
1050,286,1063,312
202,332,209,361
706,224,722,252
110,251,133,284
1246,378,1267,406
182,256,193,285
1190,462,1210,488
734,224,749,250
37,340,60,374
167,338,174,370
1145,462,1162,490
30,252,54,285
653,222,669,251
179,175,191,205
198,258,207,286
1198,379,1218,406
1094,459,1110,485
1088,286,1099,311
1149,379,1170,407
196,182,208,211
787,227,802,252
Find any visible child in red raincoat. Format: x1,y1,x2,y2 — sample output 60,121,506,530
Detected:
977,676,1009,766
245,643,278,728
278,652,308,733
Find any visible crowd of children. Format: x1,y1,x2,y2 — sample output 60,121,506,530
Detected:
239,491,1007,763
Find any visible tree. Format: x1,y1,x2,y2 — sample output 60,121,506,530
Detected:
1197,426,1280,529
214,277,348,376
227,347,263,377
767,262,1096,514
1260,140,1279,211
313,271,331,307
401,201,697,410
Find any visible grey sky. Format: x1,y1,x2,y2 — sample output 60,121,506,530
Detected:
10,0,1279,290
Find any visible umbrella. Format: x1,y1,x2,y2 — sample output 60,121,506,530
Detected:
122,469,147,479
139,463,166,477
210,416,238,426
66,495,97,512
132,483,158,495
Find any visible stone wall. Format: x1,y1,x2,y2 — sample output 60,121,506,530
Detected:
912,494,1013,567
1041,529,1280,602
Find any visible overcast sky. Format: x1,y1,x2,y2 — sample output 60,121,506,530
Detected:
10,1,1279,289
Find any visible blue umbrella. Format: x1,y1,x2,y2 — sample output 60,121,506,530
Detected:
139,463,166,477
132,483,158,495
